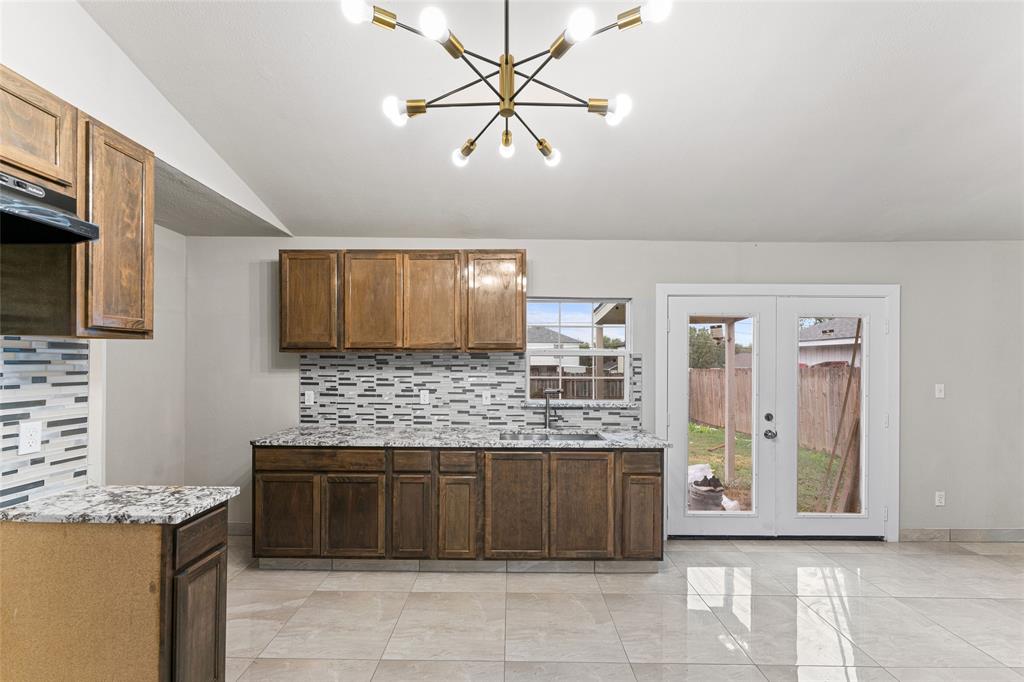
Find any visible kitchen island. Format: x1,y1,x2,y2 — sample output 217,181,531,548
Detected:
251,426,667,567
0,485,238,681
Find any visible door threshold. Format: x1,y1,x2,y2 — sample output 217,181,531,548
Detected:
668,535,885,541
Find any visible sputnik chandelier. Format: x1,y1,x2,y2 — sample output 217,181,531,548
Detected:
340,0,672,167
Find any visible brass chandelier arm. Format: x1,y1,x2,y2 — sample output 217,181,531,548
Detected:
511,54,553,100
461,55,504,100
428,71,500,105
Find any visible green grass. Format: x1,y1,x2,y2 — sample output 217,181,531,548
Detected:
687,422,838,512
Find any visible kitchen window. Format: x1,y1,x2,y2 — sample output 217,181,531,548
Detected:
526,298,630,401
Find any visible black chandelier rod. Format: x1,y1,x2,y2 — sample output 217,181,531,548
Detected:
512,54,553,99
427,102,501,108
594,22,618,37
473,111,503,144
395,21,423,37
513,112,541,144
464,50,500,67
514,73,587,104
460,55,503,99
517,50,549,66
428,71,500,105
516,102,587,108
504,0,509,56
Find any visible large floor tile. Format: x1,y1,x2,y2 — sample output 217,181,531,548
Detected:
900,598,1024,666
732,541,822,554
227,589,309,658
318,571,417,592
505,592,627,663
684,567,792,596
957,543,1024,556
859,574,986,598
804,541,891,554
758,665,894,681
633,663,768,681
746,553,841,571
383,591,505,661
603,593,749,665
372,660,504,681
229,568,328,593
665,540,742,552
412,572,507,592
507,572,602,593
597,572,692,594
768,567,888,598
877,542,976,555
800,596,1004,668
708,595,878,667
885,668,1024,681
239,658,377,681
506,661,636,680
668,551,757,569
226,658,253,682
260,591,407,659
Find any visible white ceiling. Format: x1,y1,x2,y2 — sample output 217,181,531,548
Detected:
82,1,1023,241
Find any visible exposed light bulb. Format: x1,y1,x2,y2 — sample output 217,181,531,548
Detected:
605,93,633,127
451,148,470,167
381,96,408,127
499,142,516,159
543,148,562,167
341,0,373,24
565,8,596,44
419,7,449,42
640,0,671,24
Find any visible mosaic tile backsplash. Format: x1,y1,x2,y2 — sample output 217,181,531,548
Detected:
1,337,89,508
300,353,643,430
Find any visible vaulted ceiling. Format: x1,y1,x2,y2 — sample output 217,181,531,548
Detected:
83,1,1023,241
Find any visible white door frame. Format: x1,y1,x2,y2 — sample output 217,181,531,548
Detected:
655,283,901,542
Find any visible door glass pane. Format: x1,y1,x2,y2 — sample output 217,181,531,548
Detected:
688,317,754,512
797,316,863,514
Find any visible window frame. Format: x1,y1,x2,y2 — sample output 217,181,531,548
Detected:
525,297,632,403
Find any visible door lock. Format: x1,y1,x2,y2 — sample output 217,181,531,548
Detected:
764,412,774,422
763,429,778,440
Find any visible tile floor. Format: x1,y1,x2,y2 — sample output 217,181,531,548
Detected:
223,537,1024,681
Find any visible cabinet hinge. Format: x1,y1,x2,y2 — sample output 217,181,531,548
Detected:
883,506,889,521
884,319,890,335
883,413,890,428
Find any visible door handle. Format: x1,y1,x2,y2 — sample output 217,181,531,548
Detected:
763,429,778,440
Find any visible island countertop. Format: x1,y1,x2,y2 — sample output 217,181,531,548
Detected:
251,425,670,449
0,485,240,524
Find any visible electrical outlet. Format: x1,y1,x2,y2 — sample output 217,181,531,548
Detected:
482,390,491,406
18,420,42,455
419,389,430,405
934,383,945,398
935,491,946,506
303,390,315,406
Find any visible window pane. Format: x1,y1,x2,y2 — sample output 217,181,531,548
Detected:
527,301,558,325
597,325,626,349
528,355,558,377
597,356,625,378
560,301,593,325
527,325,564,347
558,327,593,349
595,379,624,400
561,378,592,399
560,355,594,377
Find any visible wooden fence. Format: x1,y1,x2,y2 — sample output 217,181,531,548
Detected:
689,366,861,452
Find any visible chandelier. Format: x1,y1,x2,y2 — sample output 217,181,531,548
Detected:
340,0,672,167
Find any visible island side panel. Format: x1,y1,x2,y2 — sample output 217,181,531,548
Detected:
0,522,167,681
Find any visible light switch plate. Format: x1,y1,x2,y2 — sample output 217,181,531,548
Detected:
303,390,315,406
934,383,945,398
419,389,430,405
18,420,42,455
482,390,491,406
935,491,946,506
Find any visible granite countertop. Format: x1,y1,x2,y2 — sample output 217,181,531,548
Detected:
251,425,670,449
0,485,240,524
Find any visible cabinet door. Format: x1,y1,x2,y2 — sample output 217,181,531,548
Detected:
0,65,77,193
438,475,479,559
621,474,663,559
391,474,434,558
174,546,227,682
403,251,462,349
280,250,342,351
464,251,525,350
322,474,386,557
80,117,154,333
550,452,615,558
344,251,403,349
484,452,548,559
254,473,321,557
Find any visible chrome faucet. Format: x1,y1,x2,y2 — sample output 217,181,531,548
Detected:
543,388,563,429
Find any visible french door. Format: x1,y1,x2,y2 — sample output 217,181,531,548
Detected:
664,291,895,538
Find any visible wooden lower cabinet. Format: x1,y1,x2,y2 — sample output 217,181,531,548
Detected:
322,474,386,557
391,474,434,558
484,452,548,559
438,475,479,559
621,474,663,559
550,452,615,559
174,545,228,682
254,473,320,557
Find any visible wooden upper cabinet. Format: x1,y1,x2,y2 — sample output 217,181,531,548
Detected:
79,117,154,333
0,65,77,195
280,250,342,351
344,251,403,349
465,250,526,350
403,251,461,349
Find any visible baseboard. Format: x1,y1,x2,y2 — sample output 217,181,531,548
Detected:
228,522,252,537
900,528,1024,542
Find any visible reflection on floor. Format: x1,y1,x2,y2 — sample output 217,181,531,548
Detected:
223,536,1024,681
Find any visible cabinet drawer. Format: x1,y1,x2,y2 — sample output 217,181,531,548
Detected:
621,451,662,474
255,448,386,472
439,450,477,473
393,449,432,472
175,505,227,569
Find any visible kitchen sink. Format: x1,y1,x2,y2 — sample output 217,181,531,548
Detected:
499,432,605,442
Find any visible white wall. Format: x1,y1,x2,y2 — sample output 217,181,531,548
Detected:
0,0,285,233
182,237,1024,531
104,227,187,486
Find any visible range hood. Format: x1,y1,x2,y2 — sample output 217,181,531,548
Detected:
0,172,99,244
